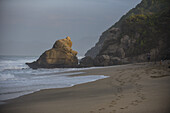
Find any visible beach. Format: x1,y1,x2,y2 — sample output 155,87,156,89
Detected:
0,62,170,113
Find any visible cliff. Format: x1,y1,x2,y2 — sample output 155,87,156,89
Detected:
84,0,170,66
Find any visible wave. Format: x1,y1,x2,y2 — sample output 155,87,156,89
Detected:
0,72,108,101
0,73,15,81
0,56,109,102
0,56,37,71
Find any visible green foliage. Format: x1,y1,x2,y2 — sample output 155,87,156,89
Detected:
113,0,170,28
140,40,144,46
127,14,148,23
114,0,170,56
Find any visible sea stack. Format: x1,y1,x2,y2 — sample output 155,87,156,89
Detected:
26,37,78,69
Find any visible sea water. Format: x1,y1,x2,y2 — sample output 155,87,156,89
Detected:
0,56,108,102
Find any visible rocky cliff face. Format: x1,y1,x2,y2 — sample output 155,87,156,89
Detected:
83,0,170,66
26,37,78,68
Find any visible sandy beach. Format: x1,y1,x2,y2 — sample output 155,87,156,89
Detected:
0,62,170,113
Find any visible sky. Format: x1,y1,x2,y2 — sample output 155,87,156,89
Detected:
0,0,141,57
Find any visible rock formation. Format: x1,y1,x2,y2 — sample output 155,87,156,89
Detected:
82,0,170,66
26,37,78,69
79,56,94,67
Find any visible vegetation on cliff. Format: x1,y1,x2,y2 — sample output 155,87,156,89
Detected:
83,0,170,66
114,0,170,57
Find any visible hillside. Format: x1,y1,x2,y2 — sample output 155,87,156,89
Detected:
83,0,170,66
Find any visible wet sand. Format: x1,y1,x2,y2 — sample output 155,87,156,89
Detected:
0,62,170,113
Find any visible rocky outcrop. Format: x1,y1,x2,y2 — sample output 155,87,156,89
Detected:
93,55,111,66
79,56,94,67
83,0,170,66
85,28,121,58
26,37,78,69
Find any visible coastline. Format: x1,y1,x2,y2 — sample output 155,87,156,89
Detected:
0,62,170,113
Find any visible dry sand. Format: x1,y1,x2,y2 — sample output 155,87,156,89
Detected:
0,62,170,113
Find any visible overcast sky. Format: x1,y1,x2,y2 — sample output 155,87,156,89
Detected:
0,0,141,57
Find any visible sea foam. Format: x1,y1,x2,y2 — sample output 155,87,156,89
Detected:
0,56,109,102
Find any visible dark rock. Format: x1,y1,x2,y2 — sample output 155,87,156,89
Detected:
85,0,170,66
110,57,121,65
94,55,110,66
85,28,121,58
79,56,94,67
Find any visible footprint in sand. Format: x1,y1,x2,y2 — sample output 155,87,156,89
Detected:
137,93,146,100
134,83,138,85
130,102,138,106
116,79,121,83
117,87,122,93
116,98,120,101
120,106,129,110
110,100,117,105
112,110,116,113
98,108,105,111
118,95,122,98
109,104,114,107
125,106,129,109
131,74,138,77
136,85,143,89
139,96,146,100
115,94,123,100
136,89,141,92
130,100,142,106
120,82,125,86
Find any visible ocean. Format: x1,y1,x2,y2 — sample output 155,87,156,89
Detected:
0,56,108,103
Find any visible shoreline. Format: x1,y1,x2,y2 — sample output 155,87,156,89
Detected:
0,62,170,113
0,65,120,103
